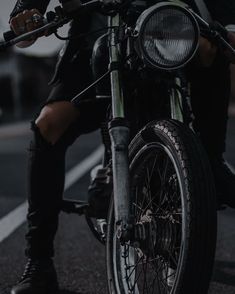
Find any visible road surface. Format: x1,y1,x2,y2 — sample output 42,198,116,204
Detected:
0,119,235,294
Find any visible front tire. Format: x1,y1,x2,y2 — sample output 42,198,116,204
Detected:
106,119,217,294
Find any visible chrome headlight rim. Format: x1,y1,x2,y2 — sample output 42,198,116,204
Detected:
136,2,200,71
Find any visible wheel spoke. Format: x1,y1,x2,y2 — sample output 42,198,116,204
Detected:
126,253,144,281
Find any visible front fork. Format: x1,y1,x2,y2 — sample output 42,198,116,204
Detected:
170,77,184,122
108,14,131,239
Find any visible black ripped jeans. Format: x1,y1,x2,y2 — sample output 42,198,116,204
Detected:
26,99,108,259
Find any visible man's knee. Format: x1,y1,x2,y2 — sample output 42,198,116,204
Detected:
35,109,58,144
35,102,80,144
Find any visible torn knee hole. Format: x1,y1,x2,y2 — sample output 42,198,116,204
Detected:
30,121,73,152
29,121,53,152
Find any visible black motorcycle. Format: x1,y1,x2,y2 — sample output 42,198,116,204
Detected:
1,0,235,293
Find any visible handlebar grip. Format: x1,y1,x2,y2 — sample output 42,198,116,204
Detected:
3,30,17,42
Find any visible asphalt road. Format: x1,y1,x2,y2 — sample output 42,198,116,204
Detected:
0,118,235,294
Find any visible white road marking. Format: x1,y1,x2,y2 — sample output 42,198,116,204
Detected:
227,162,235,174
64,145,104,190
0,145,104,244
0,202,27,244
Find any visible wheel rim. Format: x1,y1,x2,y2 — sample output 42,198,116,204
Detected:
112,143,186,294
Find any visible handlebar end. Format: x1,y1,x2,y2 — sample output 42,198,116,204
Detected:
3,30,17,42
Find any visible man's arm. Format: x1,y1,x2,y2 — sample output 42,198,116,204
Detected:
10,0,50,19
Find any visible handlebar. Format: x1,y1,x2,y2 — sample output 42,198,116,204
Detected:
1,0,235,60
3,9,59,43
0,18,66,50
3,30,17,42
0,0,102,50
0,0,131,50
189,9,235,57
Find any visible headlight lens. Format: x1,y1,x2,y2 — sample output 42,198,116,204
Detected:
136,3,199,70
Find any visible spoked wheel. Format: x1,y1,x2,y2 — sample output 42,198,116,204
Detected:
106,120,217,294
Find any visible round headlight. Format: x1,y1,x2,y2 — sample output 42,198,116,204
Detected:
135,2,199,70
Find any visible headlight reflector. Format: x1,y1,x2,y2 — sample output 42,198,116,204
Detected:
136,2,199,70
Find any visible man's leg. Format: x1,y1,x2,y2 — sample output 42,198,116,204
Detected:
26,102,80,258
11,101,81,294
11,96,109,294
191,54,235,208
191,54,230,158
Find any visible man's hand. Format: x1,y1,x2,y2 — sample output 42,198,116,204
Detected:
198,37,217,67
198,32,235,67
10,9,44,48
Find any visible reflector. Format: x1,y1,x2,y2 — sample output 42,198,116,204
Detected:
136,3,199,70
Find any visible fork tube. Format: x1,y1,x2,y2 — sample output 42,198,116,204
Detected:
170,77,184,122
109,14,124,118
108,14,130,232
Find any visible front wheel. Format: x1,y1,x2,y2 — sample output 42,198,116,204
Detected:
106,120,217,294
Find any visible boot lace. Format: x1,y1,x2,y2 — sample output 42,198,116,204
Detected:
19,259,46,282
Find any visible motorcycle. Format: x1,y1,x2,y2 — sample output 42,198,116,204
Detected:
1,0,235,293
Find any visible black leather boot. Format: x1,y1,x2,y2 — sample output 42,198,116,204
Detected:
11,258,59,294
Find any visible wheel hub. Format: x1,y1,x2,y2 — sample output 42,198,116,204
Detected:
132,208,181,258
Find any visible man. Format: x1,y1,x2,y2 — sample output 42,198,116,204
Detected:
8,0,235,293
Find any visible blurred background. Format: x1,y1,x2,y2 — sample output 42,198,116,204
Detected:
0,0,68,123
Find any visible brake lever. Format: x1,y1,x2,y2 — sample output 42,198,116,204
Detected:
207,23,235,56
215,34,235,55
1,22,53,49
189,9,235,58
1,11,69,50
